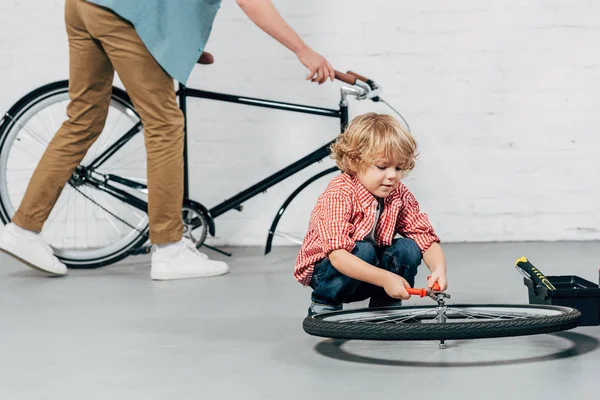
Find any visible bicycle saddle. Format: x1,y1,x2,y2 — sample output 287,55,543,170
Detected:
197,52,214,65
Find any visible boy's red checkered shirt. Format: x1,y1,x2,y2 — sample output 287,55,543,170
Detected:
294,173,440,286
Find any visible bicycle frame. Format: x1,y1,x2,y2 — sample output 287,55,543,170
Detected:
178,84,348,217
74,83,349,248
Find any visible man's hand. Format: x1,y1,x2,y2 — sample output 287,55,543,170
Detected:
235,0,335,84
428,267,448,291
383,274,411,300
297,46,335,84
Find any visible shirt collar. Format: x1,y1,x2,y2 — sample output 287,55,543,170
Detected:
344,173,400,209
345,173,378,209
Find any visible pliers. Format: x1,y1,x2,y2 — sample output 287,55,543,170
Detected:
407,279,451,301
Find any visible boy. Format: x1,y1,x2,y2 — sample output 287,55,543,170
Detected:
294,113,447,315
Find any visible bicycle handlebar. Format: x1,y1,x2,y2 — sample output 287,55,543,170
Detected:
347,70,371,84
334,70,357,85
334,69,381,102
335,68,411,132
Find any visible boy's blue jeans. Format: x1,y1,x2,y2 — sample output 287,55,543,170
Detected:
309,238,422,312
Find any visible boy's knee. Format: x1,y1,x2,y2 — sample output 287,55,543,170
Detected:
352,241,378,265
392,238,422,268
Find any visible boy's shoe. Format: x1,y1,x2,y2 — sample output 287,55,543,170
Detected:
368,297,402,308
0,222,67,276
150,238,228,280
308,301,342,316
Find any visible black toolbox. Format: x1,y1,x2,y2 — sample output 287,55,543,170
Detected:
524,275,600,326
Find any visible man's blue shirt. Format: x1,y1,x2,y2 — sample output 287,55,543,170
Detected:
89,0,221,84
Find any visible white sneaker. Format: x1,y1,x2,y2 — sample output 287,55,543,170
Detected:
150,238,228,280
181,237,208,259
0,222,67,276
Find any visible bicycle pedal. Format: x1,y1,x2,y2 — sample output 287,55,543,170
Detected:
128,245,152,256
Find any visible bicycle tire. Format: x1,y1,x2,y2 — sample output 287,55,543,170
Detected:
303,304,581,341
0,80,149,268
265,166,339,254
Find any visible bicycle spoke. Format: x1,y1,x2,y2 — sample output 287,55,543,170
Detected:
6,177,35,184
11,143,45,162
321,305,564,325
5,180,29,198
97,191,129,235
63,186,76,250
11,117,51,148
94,111,125,160
337,309,435,324
445,308,532,321
100,143,145,171
372,309,436,324
43,103,64,142
89,186,111,247
46,192,72,246
84,186,88,250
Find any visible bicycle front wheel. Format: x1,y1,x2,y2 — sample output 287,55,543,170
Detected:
0,80,149,268
303,304,581,341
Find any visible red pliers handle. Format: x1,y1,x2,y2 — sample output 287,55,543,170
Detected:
406,277,442,298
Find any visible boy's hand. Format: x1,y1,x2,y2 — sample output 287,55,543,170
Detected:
383,274,411,300
428,267,447,291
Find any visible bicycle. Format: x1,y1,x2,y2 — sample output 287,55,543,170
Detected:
0,53,409,268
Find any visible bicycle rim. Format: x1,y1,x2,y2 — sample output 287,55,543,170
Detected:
303,304,581,341
0,82,149,267
267,166,339,252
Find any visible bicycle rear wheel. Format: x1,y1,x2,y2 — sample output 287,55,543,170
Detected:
0,81,149,268
303,304,581,341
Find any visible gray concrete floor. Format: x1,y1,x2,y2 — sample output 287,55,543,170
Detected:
1,241,599,400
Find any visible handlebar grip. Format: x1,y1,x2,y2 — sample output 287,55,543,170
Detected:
334,70,357,85
347,70,370,83
515,257,556,290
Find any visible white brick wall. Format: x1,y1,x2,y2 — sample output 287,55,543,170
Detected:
1,0,599,247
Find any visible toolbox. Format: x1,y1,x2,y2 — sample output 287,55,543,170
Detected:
518,258,600,327
523,275,600,326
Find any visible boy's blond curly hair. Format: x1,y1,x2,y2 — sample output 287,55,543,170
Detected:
329,112,418,175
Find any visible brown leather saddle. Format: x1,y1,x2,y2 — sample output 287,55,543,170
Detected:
197,52,214,65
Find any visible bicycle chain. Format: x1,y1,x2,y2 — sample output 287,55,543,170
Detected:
70,184,149,238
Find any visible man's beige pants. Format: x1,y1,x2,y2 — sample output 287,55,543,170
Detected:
13,0,184,244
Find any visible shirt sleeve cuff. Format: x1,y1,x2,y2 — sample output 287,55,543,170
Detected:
323,237,356,255
409,233,440,254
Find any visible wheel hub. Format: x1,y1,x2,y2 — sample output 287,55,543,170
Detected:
69,166,87,187
181,204,208,249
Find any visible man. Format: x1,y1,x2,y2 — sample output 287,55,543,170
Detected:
0,0,335,280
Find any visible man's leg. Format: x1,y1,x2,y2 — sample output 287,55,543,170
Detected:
78,2,183,244
368,237,422,307
77,1,227,279
309,241,379,314
12,0,114,232
0,0,115,276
